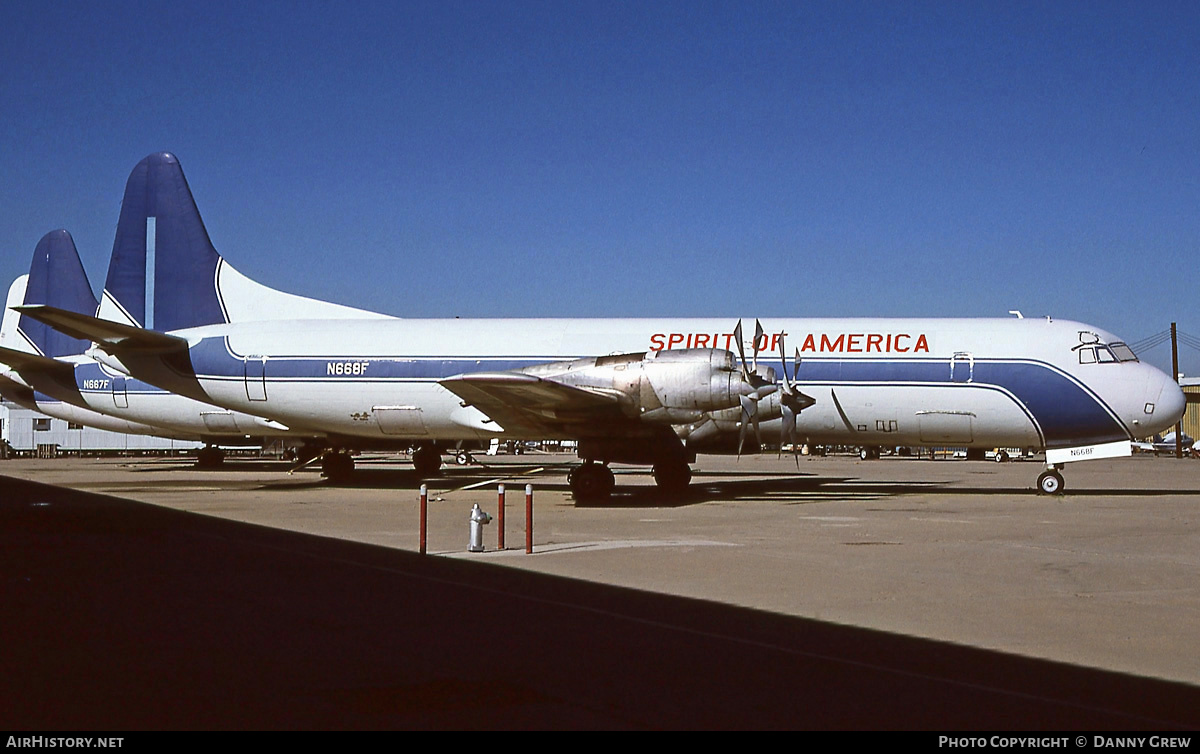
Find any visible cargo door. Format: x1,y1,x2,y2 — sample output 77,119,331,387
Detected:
917,411,974,443
374,406,428,436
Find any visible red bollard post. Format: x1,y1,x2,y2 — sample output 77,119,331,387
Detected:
419,484,427,555
497,484,506,551
525,483,533,554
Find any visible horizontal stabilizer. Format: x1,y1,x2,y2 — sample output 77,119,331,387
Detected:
0,373,37,408
12,305,188,354
0,345,83,402
0,345,78,381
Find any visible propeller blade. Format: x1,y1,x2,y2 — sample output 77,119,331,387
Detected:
737,393,755,456
752,319,765,374
733,319,750,382
779,402,797,460
777,331,793,393
753,406,763,450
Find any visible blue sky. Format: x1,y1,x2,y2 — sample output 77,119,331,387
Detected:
3,1,1199,374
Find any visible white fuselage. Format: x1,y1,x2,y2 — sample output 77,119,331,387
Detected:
99,316,1185,451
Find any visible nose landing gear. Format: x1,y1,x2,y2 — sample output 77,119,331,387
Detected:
1037,467,1065,495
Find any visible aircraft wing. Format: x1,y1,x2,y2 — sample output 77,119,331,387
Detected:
12,305,188,354
440,372,642,437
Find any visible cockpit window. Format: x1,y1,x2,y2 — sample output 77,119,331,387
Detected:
1074,333,1138,364
1109,342,1138,362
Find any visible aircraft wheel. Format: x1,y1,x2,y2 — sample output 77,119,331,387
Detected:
1037,470,1064,495
412,445,442,477
570,463,615,502
454,450,472,466
321,452,354,482
995,450,1009,463
196,446,225,468
652,460,692,495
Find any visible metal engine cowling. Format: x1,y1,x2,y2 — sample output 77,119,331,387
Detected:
515,348,772,424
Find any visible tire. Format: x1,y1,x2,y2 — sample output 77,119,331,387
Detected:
321,452,354,482
1037,470,1064,495
412,446,442,477
570,463,615,501
652,461,692,495
196,447,224,468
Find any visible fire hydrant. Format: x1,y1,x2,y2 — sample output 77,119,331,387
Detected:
468,504,492,552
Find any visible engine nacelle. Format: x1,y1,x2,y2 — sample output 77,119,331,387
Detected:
516,348,773,422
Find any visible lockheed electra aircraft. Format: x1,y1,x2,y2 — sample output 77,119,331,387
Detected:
0,230,317,464
1,274,180,439
18,154,1186,498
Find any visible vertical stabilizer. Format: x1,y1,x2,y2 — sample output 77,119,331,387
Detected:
20,231,97,357
101,152,225,332
100,152,392,330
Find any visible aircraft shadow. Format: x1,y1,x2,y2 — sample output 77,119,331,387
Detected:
3,473,1198,729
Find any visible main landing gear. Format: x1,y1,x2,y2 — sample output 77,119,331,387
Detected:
568,457,694,501
412,445,442,478
195,446,225,468
568,461,615,502
652,459,692,494
321,450,354,482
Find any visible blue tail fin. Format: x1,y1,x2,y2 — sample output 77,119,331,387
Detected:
102,152,226,332
19,230,98,358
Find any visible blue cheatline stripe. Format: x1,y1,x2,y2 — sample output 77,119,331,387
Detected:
795,358,1128,447
145,217,156,330
180,339,1129,448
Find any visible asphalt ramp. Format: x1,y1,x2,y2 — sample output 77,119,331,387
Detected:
1,474,1196,730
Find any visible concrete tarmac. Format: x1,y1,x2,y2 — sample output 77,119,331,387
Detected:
2,451,1198,728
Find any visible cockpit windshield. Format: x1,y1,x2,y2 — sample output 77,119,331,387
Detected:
1109,342,1138,362
1074,333,1138,364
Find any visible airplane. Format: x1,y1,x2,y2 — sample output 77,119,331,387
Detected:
17,153,1188,498
0,229,312,466
1,273,182,439
1132,430,1194,456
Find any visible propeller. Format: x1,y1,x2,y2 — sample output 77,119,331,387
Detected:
733,319,773,389
732,319,780,456
775,331,816,461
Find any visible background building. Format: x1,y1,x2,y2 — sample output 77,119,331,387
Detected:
1,401,200,457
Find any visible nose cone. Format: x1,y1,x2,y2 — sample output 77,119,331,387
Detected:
1155,371,1187,431
1113,363,1185,439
